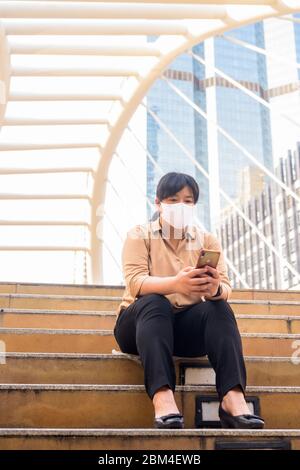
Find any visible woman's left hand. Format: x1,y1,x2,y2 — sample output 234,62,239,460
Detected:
200,265,221,297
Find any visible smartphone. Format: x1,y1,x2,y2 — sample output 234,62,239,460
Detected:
195,249,220,271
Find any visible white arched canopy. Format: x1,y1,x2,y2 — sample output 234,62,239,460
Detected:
0,1,299,283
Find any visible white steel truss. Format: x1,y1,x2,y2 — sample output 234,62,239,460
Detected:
0,1,299,283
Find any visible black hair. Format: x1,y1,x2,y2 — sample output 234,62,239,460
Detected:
151,172,199,221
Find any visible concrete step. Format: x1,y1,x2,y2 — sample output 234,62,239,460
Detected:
229,300,300,316
0,282,125,297
2,309,300,333
0,294,121,311
0,384,299,429
1,294,300,315
0,282,299,301
0,353,300,387
235,315,300,334
0,428,299,450
0,309,117,330
0,327,299,356
0,283,299,451
233,290,300,302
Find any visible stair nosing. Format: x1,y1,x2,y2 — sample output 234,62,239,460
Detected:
0,428,299,437
0,327,299,338
0,352,298,362
1,293,300,305
0,280,298,294
0,281,124,288
0,327,112,335
1,309,300,321
0,293,122,301
0,308,116,316
0,384,300,393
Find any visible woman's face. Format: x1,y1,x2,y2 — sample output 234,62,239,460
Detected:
155,185,195,213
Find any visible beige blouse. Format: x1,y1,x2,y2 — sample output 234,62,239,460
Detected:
116,216,232,316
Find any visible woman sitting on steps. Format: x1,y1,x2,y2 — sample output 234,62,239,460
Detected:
114,171,264,430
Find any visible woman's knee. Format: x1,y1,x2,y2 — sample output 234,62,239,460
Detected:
136,293,173,310
135,293,174,324
206,299,238,327
209,299,234,314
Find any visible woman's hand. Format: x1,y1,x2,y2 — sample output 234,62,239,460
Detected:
201,265,221,297
174,265,220,297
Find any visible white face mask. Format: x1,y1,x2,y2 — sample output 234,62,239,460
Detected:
160,202,195,229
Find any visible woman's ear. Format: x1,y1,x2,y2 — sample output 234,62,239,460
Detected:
155,197,161,213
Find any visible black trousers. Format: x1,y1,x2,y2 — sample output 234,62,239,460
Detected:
113,293,246,401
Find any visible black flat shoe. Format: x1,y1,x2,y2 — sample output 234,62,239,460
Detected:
154,413,184,429
219,404,264,429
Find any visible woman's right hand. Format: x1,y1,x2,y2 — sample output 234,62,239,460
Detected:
173,266,210,296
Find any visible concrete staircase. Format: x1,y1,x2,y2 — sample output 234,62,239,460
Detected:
0,282,300,450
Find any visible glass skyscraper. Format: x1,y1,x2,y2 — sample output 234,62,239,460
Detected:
146,37,209,229
146,22,273,232
214,23,273,203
